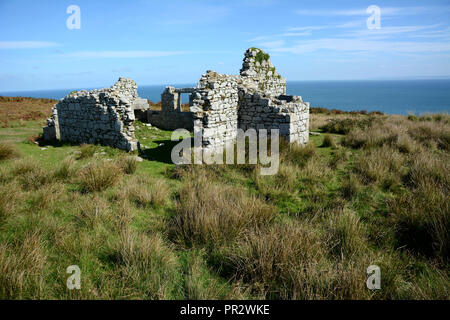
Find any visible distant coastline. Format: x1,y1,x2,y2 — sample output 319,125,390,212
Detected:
1,79,449,115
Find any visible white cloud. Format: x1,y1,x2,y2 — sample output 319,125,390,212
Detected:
62,51,191,58
351,24,443,37
279,32,311,37
269,38,450,54
0,41,60,49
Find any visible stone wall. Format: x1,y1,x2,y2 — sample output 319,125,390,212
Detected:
144,48,310,154
240,48,286,96
43,48,310,156
190,71,240,152
238,91,309,144
146,86,194,130
42,78,140,151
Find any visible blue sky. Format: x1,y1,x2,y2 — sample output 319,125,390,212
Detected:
1,0,450,91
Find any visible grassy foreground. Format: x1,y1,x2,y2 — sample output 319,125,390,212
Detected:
0,97,448,299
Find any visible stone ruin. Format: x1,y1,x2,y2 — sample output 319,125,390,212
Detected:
43,77,147,151
43,48,310,154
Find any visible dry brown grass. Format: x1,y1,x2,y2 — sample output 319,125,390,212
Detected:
53,156,77,181
321,134,335,148
114,175,171,208
0,142,21,160
77,144,96,160
353,145,405,185
280,139,316,167
0,96,55,127
327,209,367,258
13,158,52,190
309,113,359,131
115,155,138,174
148,100,190,112
0,181,24,220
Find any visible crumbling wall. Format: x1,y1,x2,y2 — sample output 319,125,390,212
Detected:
191,71,240,152
42,78,140,151
146,86,194,130
238,91,309,144
149,48,310,153
240,48,286,96
189,48,309,152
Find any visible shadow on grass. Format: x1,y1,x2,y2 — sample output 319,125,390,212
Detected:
35,134,186,165
140,138,191,164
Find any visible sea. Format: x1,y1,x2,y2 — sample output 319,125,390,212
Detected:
1,80,449,115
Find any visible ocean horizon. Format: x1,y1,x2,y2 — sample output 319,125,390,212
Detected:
1,79,449,115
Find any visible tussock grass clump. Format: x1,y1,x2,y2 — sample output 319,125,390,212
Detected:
340,173,362,199
280,140,316,167
115,175,170,208
343,124,399,149
321,134,335,148
113,230,182,299
0,232,47,299
403,151,449,189
13,158,51,190
0,142,20,161
78,160,122,192
389,149,449,260
407,121,450,151
354,146,405,185
389,180,449,261
327,209,367,258
77,144,96,160
0,181,23,219
28,182,65,210
115,155,138,174
170,172,276,247
53,156,76,180
320,116,380,134
254,162,299,196
396,133,418,154
73,194,110,228
220,221,330,299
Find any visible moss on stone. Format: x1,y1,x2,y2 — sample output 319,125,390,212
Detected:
249,48,270,64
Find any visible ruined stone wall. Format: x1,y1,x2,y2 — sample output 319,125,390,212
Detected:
42,48,309,155
240,48,286,97
146,86,194,130
146,110,193,131
191,71,240,152
111,77,139,103
238,91,309,144
42,78,140,151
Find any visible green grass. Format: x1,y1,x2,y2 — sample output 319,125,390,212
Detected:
0,113,448,300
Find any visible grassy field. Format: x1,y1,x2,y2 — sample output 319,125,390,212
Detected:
0,97,448,299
